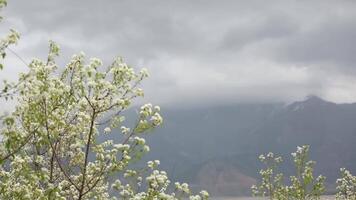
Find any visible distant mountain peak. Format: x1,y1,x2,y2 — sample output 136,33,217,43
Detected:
287,95,332,112
303,95,337,107
305,95,326,103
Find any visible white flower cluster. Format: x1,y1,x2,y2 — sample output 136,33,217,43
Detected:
0,29,208,199
252,145,325,200
110,160,209,200
336,168,356,200
134,104,163,134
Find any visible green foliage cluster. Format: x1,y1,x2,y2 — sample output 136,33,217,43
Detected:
0,0,20,100
252,145,356,200
252,145,326,200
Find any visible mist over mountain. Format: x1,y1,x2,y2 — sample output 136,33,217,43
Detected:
139,96,356,196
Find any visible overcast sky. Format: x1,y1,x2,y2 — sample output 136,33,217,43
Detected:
1,0,356,107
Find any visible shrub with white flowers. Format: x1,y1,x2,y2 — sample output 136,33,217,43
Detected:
252,145,326,200
251,152,288,200
0,1,208,199
336,168,356,200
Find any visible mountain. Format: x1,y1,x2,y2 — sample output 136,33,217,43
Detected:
119,96,356,196
252,95,356,183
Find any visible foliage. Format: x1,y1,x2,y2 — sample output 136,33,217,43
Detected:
251,152,288,199
0,1,208,199
0,0,20,99
252,145,326,200
336,168,356,200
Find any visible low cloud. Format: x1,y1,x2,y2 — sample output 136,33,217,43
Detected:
1,0,356,107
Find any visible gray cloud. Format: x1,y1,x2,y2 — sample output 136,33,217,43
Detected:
2,0,356,107
220,14,298,51
276,17,356,68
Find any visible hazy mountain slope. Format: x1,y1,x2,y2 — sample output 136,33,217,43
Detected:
252,96,356,182
145,104,279,177
113,96,356,196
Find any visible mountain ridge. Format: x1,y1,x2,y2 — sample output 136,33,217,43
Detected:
119,95,356,196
